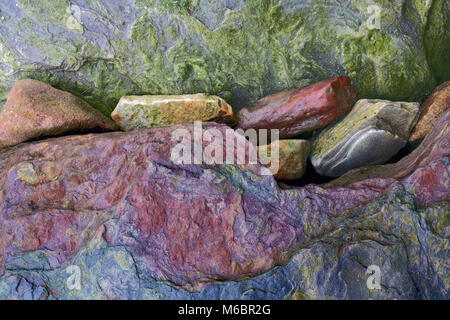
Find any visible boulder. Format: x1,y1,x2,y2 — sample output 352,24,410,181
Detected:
0,1,446,113
311,99,420,177
0,79,118,150
409,81,450,144
0,110,448,299
237,76,357,138
111,94,234,130
257,140,309,180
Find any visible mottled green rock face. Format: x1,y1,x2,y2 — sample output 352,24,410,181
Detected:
0,0,448,115
311,99,420,177
111,93,234,130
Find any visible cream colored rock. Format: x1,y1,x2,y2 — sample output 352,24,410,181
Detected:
111,94,235,131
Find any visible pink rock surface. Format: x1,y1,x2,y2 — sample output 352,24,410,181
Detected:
0,79,118,149
0,111,448,289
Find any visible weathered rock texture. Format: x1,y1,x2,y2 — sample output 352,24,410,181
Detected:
111,94,234,130
236,76,357,138
257,140,309,180
409,81,450,144
0,110,448,299
311,99,420,177
0,0,447,115
0,79,118,150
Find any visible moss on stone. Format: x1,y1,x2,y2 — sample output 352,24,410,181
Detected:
0,0,447,115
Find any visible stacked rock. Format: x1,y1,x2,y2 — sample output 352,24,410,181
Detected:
236,76,357,179
0,78,448,299
0,78,446,181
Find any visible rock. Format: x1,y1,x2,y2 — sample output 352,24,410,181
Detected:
0,79,118,150
0,110,448,299
237,76,357,138
0,1,446,113
257,140,309,180
424,0,450,86
409,81,450,144
311,99,420,177
111,94,235,130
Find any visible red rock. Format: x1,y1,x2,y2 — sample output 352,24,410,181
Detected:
0,79,118,149
236,76,357,138
0,111,447,289
409,81,450,143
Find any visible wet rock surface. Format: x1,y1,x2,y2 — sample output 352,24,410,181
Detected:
0,110,448,299
409,81,450,144
0,0,449,301
0,1,446,113
237,76,357,138
0,79,118,150
257,140,309,180
112,94,234,130
311,99,420,177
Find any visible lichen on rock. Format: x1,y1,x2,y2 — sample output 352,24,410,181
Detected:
0,0,446,114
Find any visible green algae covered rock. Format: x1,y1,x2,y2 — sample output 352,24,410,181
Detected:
111,93,234,130
0,0,448,116
311,99,420,177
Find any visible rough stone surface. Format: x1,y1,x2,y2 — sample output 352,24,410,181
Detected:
311,99,420,177
409,81,450,144
0,110,448,299
111,93,234,130
237,76,357,138
257,140,309,180
0,0,447,115
0,79,118,150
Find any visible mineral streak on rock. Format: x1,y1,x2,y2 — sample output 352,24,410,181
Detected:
236,76,357,138
409,81,450,144
0,79,118,150
257,140,310,180
111,94,235,131
311,99,420,177
323,110,450,209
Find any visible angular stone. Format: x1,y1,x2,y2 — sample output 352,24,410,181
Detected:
236,76,357,138
0,110,448,299
257,140,309,180
111,94,235,131
311,99,420,177
409,81,450,143
0,79,118,150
